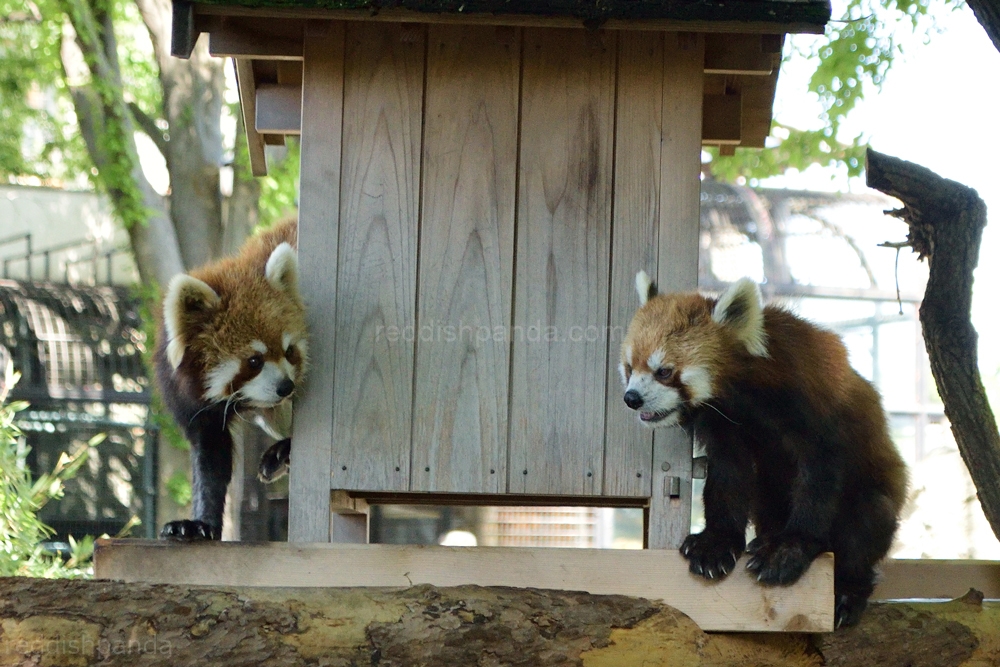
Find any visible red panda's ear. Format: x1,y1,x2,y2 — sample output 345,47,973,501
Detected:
712,278,768,357
163,274,220,369
265,242,298,294
635,271,657,305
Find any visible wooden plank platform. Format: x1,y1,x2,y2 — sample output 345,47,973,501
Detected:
94,540,833,632
876,559,1000,600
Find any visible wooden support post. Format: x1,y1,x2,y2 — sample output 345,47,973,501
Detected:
330,490,369,543
289,20,344,543
647,31,704,549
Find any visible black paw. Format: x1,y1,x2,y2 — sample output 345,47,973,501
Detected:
258,438,291,483
680,532,744,581
160,520,219,541
835,593,868,629
744,535,819,586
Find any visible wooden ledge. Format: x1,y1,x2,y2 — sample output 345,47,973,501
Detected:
94,539,834,632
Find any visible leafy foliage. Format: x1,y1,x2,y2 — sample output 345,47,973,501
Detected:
711,0,959,183
0,363,101,578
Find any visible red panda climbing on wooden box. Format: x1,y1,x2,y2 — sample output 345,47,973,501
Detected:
621,272,908,628
154,218,306,540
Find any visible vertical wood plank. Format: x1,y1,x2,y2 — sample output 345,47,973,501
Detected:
330,21,424,492
289,20,343,543
410,26,520,493
648,32,704,549
602,31,662,498
510,28,615,496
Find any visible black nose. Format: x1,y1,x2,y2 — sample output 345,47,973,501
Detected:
624,390,643,410
276,379,295,398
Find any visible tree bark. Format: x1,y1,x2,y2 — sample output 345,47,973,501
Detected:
966,0,1000,54
0,577,995,666
866,147,1000,543
135,0,227,271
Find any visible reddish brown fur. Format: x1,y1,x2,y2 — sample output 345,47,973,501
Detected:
622,286,908,627
180,218,305,388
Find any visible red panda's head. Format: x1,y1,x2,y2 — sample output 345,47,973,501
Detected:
619,272,767,426
163,241,308,409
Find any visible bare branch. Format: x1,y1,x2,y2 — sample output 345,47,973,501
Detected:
127,101,169,158
866,146,1000,543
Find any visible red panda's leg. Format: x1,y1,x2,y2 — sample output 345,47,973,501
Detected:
161,408,234,541
746,432,844,586
680,427,753,580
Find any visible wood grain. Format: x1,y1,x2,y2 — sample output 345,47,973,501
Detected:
509,28,615,496
602,31,661,498
410,25,520,493
288,20,344,542
648,32,704,549
234,58,267,177
95,540,835,632
330,21,424,492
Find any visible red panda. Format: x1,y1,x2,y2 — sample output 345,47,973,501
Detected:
154,218,307,540
621,272,908,628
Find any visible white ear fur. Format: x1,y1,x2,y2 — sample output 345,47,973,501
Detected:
163,274,220,369
635,271,657,305
265,242,298,293
712,278,768,357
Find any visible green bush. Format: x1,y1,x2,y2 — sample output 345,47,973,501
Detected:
0,362,100,578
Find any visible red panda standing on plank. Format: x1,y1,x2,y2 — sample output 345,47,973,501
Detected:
154,218,306,540
621,272,908,628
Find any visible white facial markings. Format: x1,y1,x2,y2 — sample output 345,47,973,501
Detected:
680,366,713,405
250,340,268,354
241,361,292,407
280,357,296,381
203,358,241,400
626,370,682,429
647,349,666,371
618,362,629,387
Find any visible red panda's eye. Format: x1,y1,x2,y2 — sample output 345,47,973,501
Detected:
655,367,674,381
248,354,264,370
624,364,632,379
285,346,298,363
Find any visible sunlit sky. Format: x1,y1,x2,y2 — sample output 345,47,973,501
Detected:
763,0,1000,381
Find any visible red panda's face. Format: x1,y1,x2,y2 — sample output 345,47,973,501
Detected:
201,331,308,408
163,241,309,409
620,273,767,427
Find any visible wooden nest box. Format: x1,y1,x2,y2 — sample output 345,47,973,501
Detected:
150,0,840,632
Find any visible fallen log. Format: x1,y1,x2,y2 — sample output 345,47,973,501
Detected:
0,577,997,666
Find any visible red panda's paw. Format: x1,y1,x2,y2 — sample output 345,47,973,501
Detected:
680,531,744,581
258,438,291,483
160,520,220,541
744,535,821,586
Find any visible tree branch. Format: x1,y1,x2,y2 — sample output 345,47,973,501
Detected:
127,101,169,158
866,147,1000,543
966,0,1000,54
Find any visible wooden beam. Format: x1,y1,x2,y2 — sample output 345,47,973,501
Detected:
208,18,304,59
171,0,199,58
876,559,1000,600
94,540,835,632
255,83,302,134
234,58,267,177
702,93,742,145
193,4,826,35
704,33,779,75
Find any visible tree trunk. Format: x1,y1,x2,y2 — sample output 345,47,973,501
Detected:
0,577,995,666
865,147,1000,543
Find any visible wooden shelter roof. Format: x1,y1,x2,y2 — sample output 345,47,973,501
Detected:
176,0,831,28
